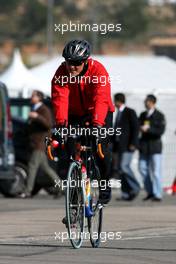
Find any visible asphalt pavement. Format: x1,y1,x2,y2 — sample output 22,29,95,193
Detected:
0,191,176,264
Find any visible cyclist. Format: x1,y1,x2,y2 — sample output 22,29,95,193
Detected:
51,39,115,207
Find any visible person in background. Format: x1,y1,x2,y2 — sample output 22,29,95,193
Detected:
20,90,59,198
112,93,140,201
139,94,166,201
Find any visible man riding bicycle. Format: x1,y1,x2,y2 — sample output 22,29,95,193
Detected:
51,39,115,207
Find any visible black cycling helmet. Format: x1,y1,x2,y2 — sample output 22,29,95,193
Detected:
62,39,91,62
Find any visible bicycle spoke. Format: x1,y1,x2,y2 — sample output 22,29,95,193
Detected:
66,162,85,249
88,165,103,248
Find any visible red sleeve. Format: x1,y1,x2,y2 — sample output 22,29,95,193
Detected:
92,66,110,126
51,65,70,126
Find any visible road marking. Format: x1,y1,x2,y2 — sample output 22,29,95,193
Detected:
122,234,175,240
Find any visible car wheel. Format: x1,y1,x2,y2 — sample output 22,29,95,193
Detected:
12,162,28,195
0,179,16,197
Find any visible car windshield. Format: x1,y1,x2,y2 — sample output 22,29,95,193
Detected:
10,105,30,121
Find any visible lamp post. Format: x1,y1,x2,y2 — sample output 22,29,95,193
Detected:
47,0,54,56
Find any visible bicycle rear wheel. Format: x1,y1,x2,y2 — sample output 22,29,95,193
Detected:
66,161,85,249
88,165,103,248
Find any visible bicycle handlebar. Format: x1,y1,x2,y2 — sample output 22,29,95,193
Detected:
46,129,105,160
47,145,54,160
97,143,104,159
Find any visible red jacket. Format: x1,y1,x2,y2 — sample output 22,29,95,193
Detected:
51,58,115,126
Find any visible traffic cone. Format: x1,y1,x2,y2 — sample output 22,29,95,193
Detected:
164,177,176,195
172,177,176,194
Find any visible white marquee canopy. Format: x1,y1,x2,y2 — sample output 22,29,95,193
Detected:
1,50,176,97
31,54,176,96
0,49,42,97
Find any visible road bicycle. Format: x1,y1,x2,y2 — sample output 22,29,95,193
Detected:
46,128,104,249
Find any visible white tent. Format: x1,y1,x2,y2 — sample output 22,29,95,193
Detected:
0,49,42,97
30,55,63,95
30,54,176,96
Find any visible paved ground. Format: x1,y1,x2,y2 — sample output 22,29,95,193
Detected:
0,191,176,264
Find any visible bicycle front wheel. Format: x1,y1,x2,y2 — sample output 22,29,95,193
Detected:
88,165,103,248
66,161,85,249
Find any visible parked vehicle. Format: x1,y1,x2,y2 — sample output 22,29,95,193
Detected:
0,82,17,197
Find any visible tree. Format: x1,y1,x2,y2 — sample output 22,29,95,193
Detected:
113,0,149,39
0,0,21,13
18,0,47,40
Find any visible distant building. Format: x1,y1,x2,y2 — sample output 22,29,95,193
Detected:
149,0,176,5
150,37,176,60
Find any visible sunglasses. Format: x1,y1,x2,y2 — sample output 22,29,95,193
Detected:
66,60,84,66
